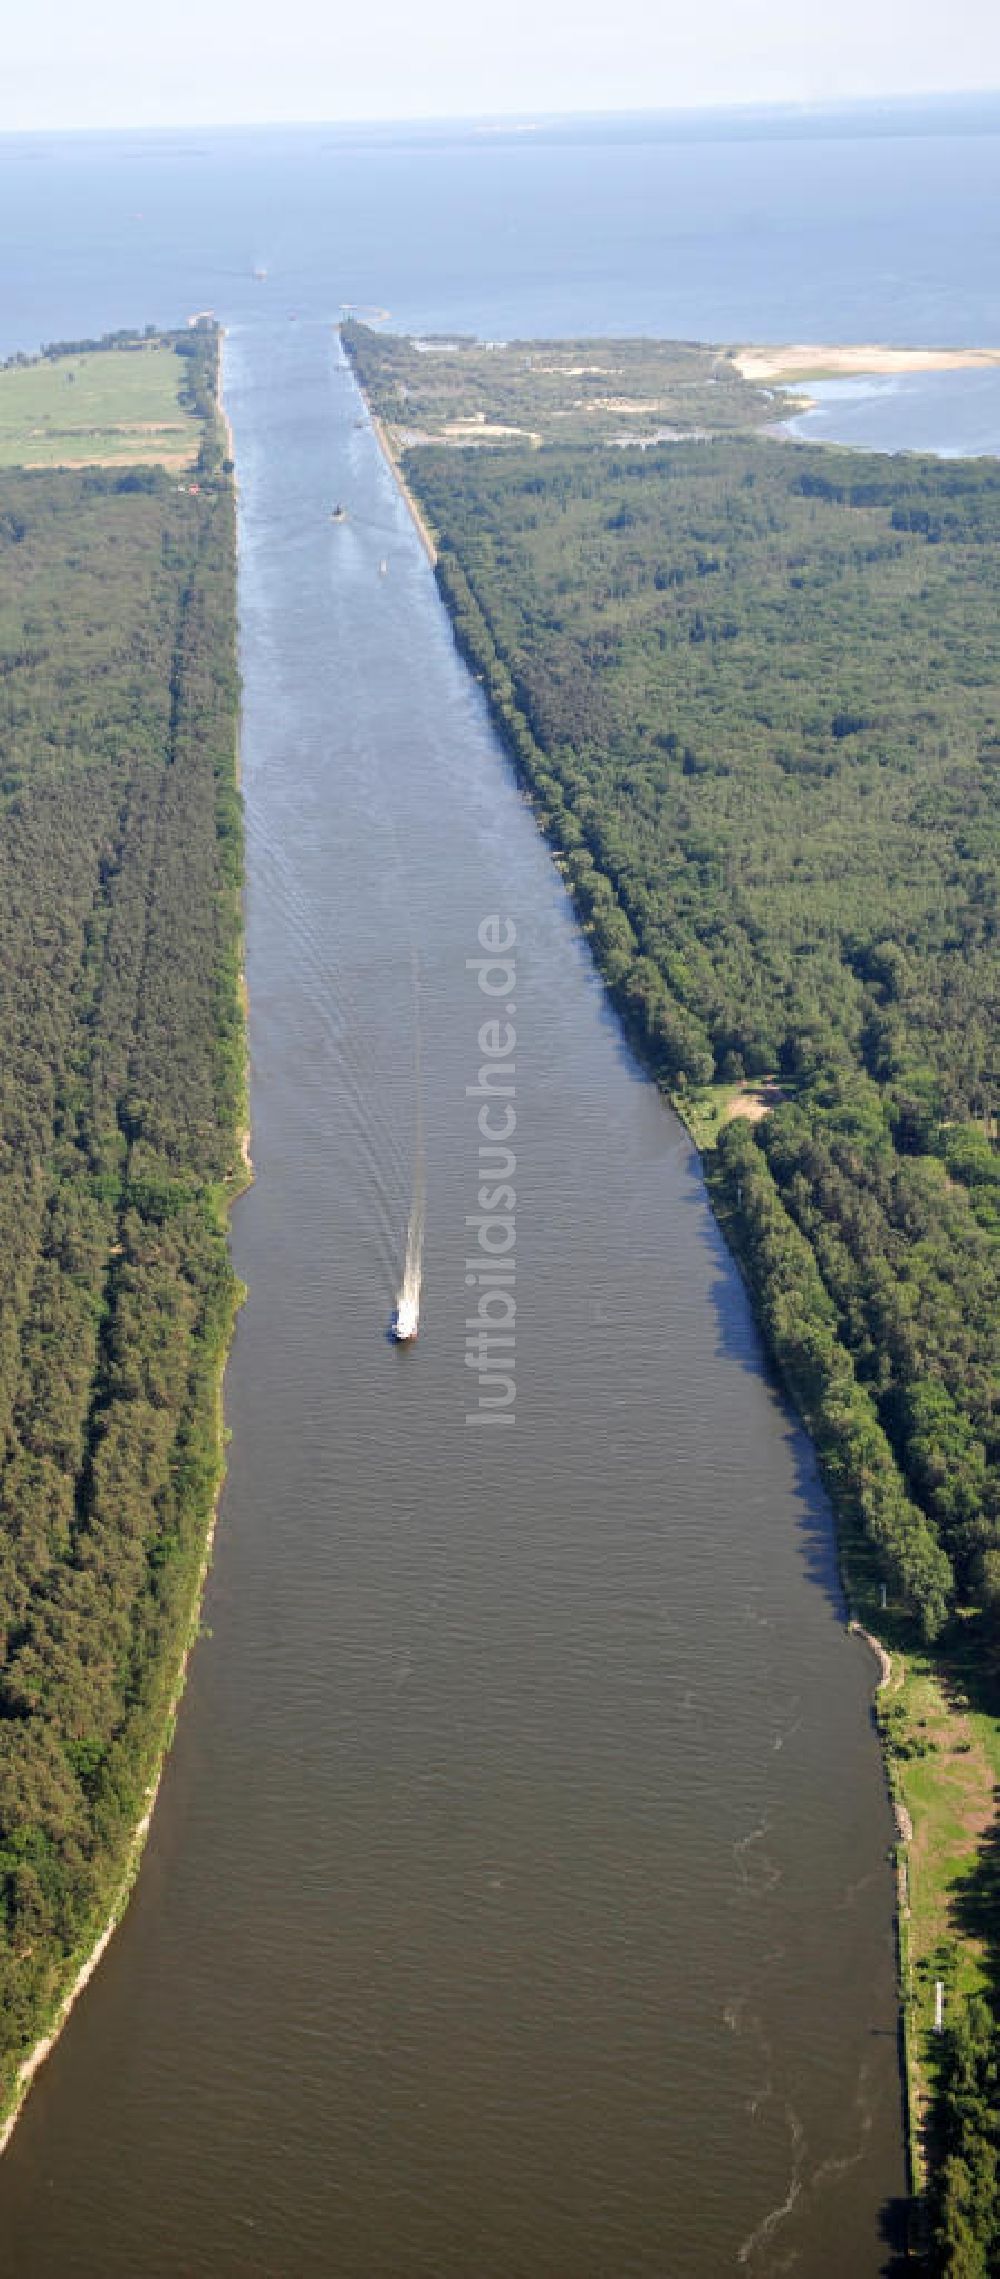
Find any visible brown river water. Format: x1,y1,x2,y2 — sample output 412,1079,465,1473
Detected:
0,320,906,2276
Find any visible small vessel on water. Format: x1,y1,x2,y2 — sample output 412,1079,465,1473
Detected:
392,1294,419,1343
331,503,347,522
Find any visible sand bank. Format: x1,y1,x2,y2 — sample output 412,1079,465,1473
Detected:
735,343,1000,384
369,412,439,566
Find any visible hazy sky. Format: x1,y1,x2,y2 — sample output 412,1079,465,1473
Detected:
4,0,999,132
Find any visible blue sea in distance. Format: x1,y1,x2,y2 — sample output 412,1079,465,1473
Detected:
2,97,1000,453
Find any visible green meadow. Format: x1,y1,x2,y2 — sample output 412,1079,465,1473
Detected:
0,342,201,468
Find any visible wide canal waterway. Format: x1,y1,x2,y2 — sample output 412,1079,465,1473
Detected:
0,311,909,2272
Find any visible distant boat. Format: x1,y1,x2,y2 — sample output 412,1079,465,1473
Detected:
378,558,388,576
392,1294,419,1342
251,265,268,282
331,503,347,522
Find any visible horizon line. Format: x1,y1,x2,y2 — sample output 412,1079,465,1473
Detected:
3,86,1000,140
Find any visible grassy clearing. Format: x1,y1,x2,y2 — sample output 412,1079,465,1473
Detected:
891,1660,993,2000
674,1078,791,1151
674,1081,744,1149
0,344,200,469
872,1623,1000,2183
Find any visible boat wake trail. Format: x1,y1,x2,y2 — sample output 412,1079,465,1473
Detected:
394,948,425,1341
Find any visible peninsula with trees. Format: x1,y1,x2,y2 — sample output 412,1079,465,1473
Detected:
345,319,1000,2271
0,325,245,2142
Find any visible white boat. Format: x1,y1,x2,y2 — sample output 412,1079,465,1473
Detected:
392,1293,419,1342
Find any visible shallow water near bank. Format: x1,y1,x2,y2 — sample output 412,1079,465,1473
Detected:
783,365,1000,455
0,315,908,2274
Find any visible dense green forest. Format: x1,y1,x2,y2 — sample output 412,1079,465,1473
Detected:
0,331,243,2123
399,425,1000,2267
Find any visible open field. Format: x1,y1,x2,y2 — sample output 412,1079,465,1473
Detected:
0,342,201,469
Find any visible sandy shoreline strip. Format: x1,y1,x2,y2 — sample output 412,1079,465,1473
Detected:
735,342,1000,384
368,411,438,566
848,1617,892,1690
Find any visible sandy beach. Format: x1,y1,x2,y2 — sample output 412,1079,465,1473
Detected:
735,342,1000,383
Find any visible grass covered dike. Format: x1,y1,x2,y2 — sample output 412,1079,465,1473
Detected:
0,325,247,2141
347,325,1000,2270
